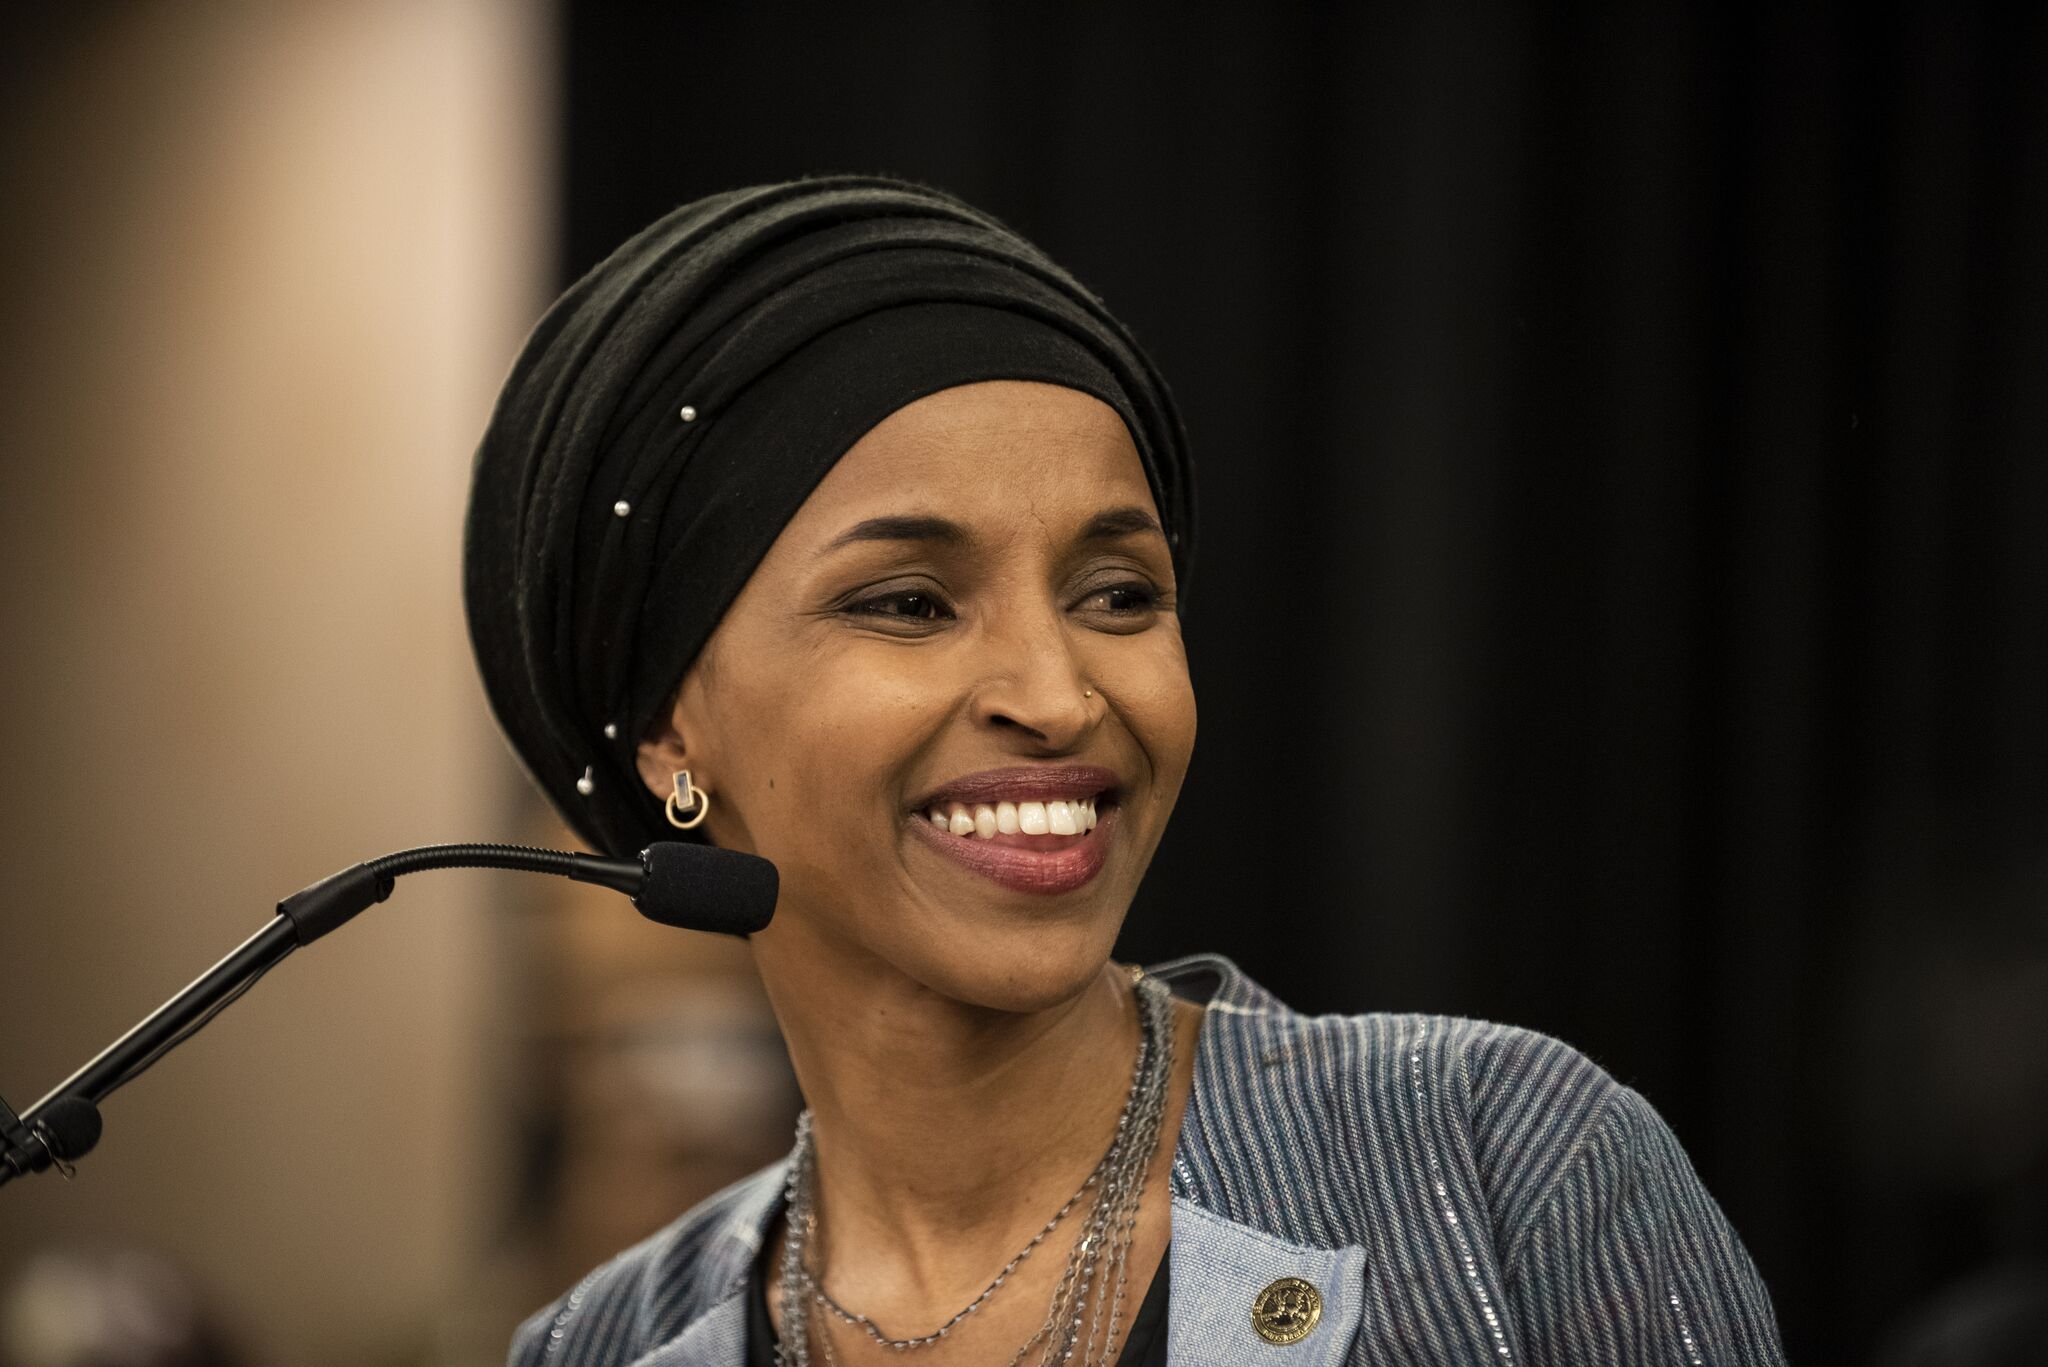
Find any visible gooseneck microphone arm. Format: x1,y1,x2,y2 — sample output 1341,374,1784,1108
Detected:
0,841,776,1191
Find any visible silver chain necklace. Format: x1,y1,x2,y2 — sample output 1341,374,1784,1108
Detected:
776,971,1174,1367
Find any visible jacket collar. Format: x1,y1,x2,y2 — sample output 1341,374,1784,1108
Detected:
1148,951,1287,1209
1152,955,1370,1364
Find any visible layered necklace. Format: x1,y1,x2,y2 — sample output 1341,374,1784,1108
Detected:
776,970,1175,1367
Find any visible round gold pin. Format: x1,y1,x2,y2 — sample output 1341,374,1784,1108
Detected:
1251,1276,1323,1345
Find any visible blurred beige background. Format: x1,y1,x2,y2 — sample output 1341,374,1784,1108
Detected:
0,1,549,1359
0,4,705,1365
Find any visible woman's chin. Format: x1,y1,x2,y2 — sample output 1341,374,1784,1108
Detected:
761,844,1139,1014
892,916,1127,1016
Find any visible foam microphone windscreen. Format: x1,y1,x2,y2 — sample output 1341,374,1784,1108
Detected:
634,842,778,936
38,1096,102,1161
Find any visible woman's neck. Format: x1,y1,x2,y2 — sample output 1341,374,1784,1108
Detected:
756,941,1148,1293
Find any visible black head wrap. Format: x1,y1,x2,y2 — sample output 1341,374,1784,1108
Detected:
463,175,1194,858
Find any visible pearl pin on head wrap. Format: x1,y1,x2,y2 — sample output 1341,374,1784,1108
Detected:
462,175,1196,858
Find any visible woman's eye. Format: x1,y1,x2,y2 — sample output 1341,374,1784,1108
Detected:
1080,583,1158,615
847,590,950,621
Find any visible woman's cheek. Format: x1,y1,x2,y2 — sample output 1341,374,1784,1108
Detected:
1107,638,1197,750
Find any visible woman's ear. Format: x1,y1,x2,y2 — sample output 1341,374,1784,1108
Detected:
636,646,723,801
635,713,689,803
635,662,716,802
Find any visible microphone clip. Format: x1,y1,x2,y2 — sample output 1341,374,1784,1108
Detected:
0,1091,98,1186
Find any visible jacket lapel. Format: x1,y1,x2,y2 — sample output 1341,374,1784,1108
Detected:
1168,1198,1366,1365
1151,955,1370,1365
629,1294,748,1367
628,1164,787,1367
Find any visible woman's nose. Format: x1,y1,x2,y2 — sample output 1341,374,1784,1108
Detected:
967,609,1097,749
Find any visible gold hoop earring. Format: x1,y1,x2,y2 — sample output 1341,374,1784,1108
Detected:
665,769,711,830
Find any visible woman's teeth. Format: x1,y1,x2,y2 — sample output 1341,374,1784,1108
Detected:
925,797,1100,838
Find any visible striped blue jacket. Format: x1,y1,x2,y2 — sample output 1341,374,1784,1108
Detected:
511,953,1786,1365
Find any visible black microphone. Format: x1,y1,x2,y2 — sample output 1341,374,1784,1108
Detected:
0,840,777,1191
274,841,777,945
635,841,778,936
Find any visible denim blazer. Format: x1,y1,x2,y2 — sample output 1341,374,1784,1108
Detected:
510,953,1786,1366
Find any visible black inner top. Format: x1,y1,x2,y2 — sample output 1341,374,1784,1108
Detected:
746,1239,1171,1366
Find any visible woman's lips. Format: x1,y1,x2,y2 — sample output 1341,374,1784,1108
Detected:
906,802,1118,894
910,764,1120,812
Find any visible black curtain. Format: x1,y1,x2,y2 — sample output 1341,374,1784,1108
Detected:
560,3,2048,1361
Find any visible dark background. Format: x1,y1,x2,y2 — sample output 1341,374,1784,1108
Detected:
561,3,2047,1362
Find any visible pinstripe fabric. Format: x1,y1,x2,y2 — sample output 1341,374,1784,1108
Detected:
509,954,1785,1366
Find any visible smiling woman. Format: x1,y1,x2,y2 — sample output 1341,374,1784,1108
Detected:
633,381,1194,1003
461,177,1786,1366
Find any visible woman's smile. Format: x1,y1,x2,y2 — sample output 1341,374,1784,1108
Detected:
904,763,1122,894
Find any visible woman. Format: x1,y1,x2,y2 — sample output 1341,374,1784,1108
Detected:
464,176,1785,1366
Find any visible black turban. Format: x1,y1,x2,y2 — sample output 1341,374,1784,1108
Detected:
462,175,1195,858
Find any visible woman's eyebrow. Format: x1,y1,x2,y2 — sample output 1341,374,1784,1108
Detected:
817,505,1163,559
1079,505,1165,542
818,514,969,557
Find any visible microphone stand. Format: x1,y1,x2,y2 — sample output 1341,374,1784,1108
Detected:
0,842,661,1191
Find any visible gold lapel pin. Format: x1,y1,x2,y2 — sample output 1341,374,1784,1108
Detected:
1251,1276,1323,1345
